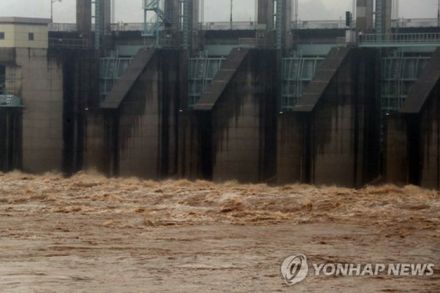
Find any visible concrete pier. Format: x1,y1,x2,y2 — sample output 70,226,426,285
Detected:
16,49,64,173
398,48,440,188
356,0,374,32
89,49,181,179
181,48,277,182
0,108,21,171
278,48,381,187
76,0,92,36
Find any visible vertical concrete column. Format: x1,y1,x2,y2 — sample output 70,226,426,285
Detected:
383,0,392,35
100,0,112,35
274,0,292,50
165,0,180,32
257,0,274,30
277,113,306,184
384,114,409,183
356,0,374,33
164,0,181,47
76,0,92,36
179,0,199,51
256,0,274,48
375,0,392,37
191,0,200,50
17,49,64,173
192,0,199,29
281,0,293,50
94,0,111,49
257,0,292,50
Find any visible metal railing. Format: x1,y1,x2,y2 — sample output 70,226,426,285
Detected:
188,55,225,106
49,38,89,49
393,18,440,28
281,55,325,110
360,33,440,45
49,22,145,32
0,95,22,108
100,56,133,98
380,52,431,112
296,20,346,30
201,21,258,30
49,23,77,32
49,18,440,33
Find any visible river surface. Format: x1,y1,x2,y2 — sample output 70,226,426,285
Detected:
0,172,439,292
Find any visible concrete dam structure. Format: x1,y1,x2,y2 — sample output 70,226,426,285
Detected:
1,0,440,188
277,47,381,187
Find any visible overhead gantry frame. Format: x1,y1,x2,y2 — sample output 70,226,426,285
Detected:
143,0,167,46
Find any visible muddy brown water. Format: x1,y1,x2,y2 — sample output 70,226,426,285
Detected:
0,172,439,292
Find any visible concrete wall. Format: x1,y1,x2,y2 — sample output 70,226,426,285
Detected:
0,108,21,171
257,0,274,30
0,24,48,49
257,0,292,49
197,50,277,183
76,0,92,37
116,50,180,179
375,0,392,36
83,110,115,174
309,49,380,187
277,49,380,187
100,0,112,34
0,24,16,48
178,112,203,179
0,48,89,174
178,50,277,183
356,0,374,32
394,49,440,188
277,113,306,184
419,83,440,188
384,114,409,184
0,39,437,189
61,50,99,175
387,90,440,189
164,0,181,47
14,48,64,173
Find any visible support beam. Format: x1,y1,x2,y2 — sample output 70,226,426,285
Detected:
164,0,181,47
94,0,111,49
76,0,92,36
257,0,274,30
438,0,440,27
375,0,392,38
275,0,293,51
180,0,199,51
100,0,112,35
356,0,374,33
165,0,180,33
257,0,292,50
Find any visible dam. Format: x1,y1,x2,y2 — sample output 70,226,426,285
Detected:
1,0,439,188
